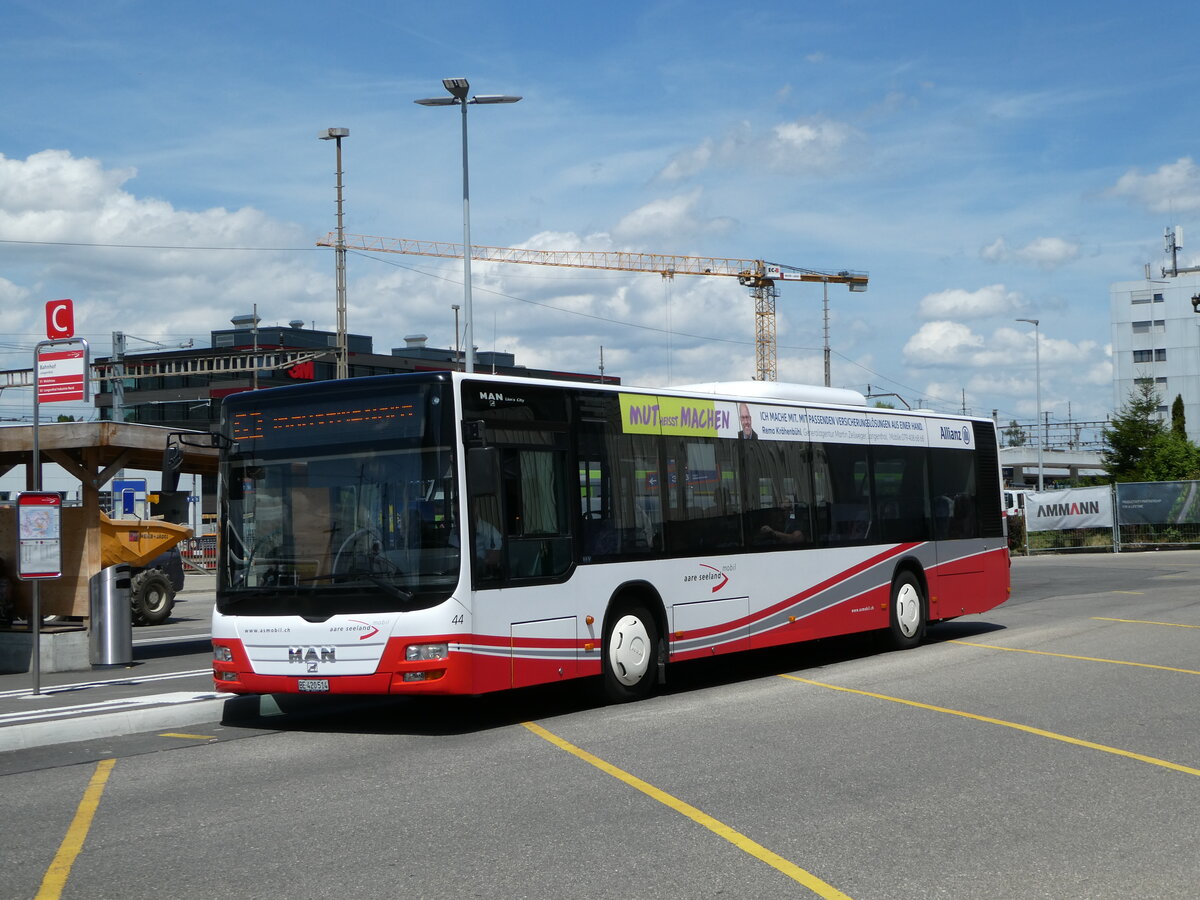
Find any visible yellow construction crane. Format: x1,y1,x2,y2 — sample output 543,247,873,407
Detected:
317,232,868,382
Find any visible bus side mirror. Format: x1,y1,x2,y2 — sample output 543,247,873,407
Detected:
162,444,184,493
467,447,499,497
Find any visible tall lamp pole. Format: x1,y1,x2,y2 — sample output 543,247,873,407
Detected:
319,127,350,380
1016,318,1044,491
415,78,521,374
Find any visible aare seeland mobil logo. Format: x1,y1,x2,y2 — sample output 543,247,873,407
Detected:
683,563,732,592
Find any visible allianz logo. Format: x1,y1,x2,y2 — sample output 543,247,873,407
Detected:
939,425,972,445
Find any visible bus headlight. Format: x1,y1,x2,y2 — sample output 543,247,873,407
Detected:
213,646,234,662
405,643,449,662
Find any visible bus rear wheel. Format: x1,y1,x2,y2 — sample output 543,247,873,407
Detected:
602,605,660,702
887,571,925,650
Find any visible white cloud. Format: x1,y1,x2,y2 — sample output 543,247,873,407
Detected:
918,284,1021,319
903,321,1100,372
658,116,861,181
0,149,317,354
980,236,1080,269
0,276,31,331
1109,157,1200,213
0,150,134,213
767,119,858,172
1083,359,1113,386
610,189,735,245
904,321,991,365
658,141,715,181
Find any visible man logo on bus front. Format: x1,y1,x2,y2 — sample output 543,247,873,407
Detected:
289,647,336,672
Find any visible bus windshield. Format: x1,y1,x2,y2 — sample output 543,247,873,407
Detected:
218,380,458,615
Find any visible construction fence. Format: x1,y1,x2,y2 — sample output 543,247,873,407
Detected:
1017,481,1200,554
181,534,217,571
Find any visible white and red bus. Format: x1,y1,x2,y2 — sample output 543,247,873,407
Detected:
211,372,1009,700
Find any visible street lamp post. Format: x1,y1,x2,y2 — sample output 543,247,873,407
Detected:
415,78,521,374
1016,318,1044,491
319,127,350,380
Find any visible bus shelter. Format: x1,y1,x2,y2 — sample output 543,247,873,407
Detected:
0,422,218,620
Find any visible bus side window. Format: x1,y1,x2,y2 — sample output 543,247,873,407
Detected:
742,439,814,549
577,418,663,561
872,447,930,543
499,446,572,579
929,448,978,540
820,443,872,544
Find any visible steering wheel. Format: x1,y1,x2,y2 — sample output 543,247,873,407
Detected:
332,527,395,576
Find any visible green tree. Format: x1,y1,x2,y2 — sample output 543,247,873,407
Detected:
1103,383,1200,481
1171,393,1187,438
1102,382,1164,481
1144,430,1200,481
1001,419,1026,447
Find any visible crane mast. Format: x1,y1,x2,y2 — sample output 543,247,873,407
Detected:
319,232,867,382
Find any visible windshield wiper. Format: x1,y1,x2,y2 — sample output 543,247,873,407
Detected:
363,574,414,603
299,571,415,603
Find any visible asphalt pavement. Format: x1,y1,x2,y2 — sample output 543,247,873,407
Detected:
5,549,1195,755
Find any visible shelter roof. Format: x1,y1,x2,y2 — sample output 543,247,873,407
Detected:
0,422,217,487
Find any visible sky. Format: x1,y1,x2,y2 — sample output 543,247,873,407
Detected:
4,0,1200,439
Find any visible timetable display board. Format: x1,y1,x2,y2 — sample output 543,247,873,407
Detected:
17,491,63,580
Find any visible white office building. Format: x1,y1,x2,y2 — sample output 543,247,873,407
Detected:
1110,242,1200,444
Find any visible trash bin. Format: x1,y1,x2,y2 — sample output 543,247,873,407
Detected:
90,563,132,666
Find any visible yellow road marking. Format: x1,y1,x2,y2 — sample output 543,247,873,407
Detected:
1110,591,1144,595
159,732,214,740
779,675,1200,778
36,758,116,900
522,721,852,899
949,641,1200,676
1093,617,1200,629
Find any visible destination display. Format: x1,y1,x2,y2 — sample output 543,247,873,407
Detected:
229,395,424,450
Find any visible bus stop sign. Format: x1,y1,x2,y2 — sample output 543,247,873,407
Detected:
46,299,74,340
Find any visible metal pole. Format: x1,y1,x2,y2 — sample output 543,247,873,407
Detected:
252,303,259,391
111,331,125,423
334,135,348,380
460,98,475,374
1016,318,1044,491
822,278,830,387
452,304,461,365
30,355,42,696
1034,324,1044,491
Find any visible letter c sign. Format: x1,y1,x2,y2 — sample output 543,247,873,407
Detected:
46,299,74,339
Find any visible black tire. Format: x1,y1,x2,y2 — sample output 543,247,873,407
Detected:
131,570,175,626
602,605,661,702
887,570,926,650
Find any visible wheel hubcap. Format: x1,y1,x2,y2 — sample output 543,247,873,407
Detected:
609,614,651,686
895,583,921,637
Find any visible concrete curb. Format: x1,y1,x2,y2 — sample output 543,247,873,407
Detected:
0,694,235,752
0,691,395,752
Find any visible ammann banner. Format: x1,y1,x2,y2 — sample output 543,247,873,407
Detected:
1027,487,1114,531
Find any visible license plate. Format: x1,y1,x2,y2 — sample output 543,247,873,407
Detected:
298,679,329,692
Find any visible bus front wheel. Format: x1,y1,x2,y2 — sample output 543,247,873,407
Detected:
602,606,660,702
887,571,926,650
